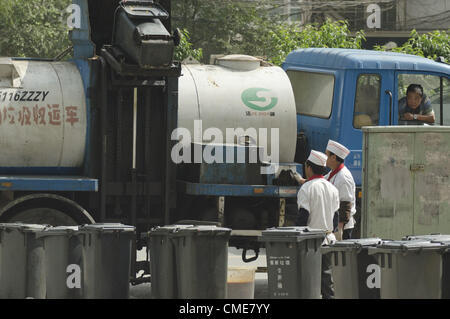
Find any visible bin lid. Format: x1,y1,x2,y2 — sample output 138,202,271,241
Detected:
120,0,169,20
431,239,450,246
173,225,232,236
260,227,327,239
0,223,48,232
40,226,79,236
377,240,444,250
331,238,383,248
148,224,194,236
403,234,450,243
79,223,135,233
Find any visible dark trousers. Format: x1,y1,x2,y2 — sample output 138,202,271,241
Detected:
321,253,335,299
343,228,353,240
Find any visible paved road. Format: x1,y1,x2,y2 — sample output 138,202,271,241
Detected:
130,247,268,299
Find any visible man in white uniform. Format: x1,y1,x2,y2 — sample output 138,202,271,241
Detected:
294,150,340,299
324,140,357,240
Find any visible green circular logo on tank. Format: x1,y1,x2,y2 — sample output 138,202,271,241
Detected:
241,88,278,111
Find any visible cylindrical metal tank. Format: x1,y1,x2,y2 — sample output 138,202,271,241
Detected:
0,58,87,174
178,55,297,163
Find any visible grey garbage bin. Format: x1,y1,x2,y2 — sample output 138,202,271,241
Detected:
147,225,193,299
39,226,81,299
367,240,445,299
403,234,450,299
321,238,382,299
78,223,135,299
172,225,231,299
259,227,327,299
113,1,175,67
0,223,47,299
403,234,450,242
436,239,450,299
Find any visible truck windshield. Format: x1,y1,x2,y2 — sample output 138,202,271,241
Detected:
286,70,334,118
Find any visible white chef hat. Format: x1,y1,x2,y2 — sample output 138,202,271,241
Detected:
307,150,328,167
326,140,350,160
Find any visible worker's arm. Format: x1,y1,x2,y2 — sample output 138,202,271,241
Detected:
296,208,309,227
402,112,435,124
338,201,351,230
333,211,339,233
293,172,306,185
402,99,435,124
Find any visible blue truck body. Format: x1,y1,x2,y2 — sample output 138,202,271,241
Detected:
283,48,450,186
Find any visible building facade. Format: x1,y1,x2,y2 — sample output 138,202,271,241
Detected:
266,0,450,48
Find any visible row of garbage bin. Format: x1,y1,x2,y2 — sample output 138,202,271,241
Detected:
0,223,135,299
324,234,450,299
147,225,326,299
261,227,450,299
2,222,449,299
148,225,450,299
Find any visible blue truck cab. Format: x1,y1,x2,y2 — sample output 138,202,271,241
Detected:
283,48,450,188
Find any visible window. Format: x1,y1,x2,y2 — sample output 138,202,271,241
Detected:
397,73,441,125
353,74,381,129
429,77,450,125
287,70,335,118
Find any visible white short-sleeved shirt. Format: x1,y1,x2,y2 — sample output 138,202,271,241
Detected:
324,166,356,230
297,178,340,244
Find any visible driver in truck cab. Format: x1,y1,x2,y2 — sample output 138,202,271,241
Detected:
398,84,435,125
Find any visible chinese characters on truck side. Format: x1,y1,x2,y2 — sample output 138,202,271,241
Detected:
0,90,80,127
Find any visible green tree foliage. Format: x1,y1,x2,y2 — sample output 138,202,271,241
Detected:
2,0,448,68
172,0,365,65
172,0,273,62
263,19,366,65
174,28,203,61
375,29,450,62
0,0,71,58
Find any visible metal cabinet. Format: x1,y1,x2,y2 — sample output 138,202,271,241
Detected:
362,126,450,239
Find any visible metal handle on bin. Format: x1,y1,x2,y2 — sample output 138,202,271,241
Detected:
242,248,259,263
401,244,409,253
400,244,422,254
355,243,363,254
366,247,379,256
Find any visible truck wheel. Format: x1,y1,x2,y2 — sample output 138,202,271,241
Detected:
6,208,78,226
0,194,95,226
